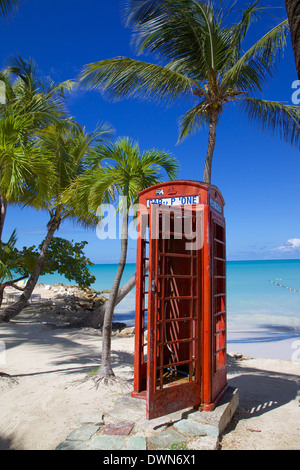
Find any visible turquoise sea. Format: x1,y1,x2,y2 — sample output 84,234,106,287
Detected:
38,259,300,360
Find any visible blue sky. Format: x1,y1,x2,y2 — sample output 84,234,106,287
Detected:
1,0,299,263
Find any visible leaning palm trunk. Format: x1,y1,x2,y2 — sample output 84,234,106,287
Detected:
72,271,137,329
97,209,129,379
72,260,149,328
0,217,60,322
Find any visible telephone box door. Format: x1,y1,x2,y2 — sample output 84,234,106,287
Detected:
146,204,203,420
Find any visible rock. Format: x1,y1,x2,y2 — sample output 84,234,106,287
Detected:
78,301,93,310
89,435,125,450
117,327,135,337
103,421,135,436
228,352,253,361
112,322,127,331
77,413,104,426
125,436,147,450
66,424,100,442
147,428,187,450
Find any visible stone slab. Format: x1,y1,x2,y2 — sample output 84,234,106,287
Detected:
147,428,187,450
184,387,239,434
125,436,147,450
103,421,135,436
113,393,146,412
89,435,125,450
107,394,146,421
174,419,213,437
77,412,104,426
66,424,99,442
56,440,87,450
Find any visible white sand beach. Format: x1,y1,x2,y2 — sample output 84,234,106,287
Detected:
0,284,299,451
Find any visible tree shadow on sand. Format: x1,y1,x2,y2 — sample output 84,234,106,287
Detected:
222,356,300,438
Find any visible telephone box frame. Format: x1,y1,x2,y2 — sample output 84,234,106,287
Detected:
131,181,228,420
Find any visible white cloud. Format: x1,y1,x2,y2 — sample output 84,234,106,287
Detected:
275,238,300,252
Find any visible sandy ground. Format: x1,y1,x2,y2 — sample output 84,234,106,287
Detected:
0,286,299,451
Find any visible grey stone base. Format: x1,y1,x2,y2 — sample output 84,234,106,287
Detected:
56,387,239,451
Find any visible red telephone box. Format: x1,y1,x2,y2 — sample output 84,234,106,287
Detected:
131,181,228,420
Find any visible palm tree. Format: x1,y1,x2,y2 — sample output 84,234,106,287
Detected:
1,56,72,133
0,120,113,322
285,0,300,79
69,137,178,379
80,0,300,184
0,56,72,239
0,0,19,17
0,230,26,305
0,112,55,239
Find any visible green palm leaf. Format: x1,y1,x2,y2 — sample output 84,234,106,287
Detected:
80,57,196,104
65,137,179,217
178,101,212,141
241,97,300,148
0,0,19,17
80,1,299,184
222,19,289,92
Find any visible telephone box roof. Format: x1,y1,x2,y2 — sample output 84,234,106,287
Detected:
139,180,225,206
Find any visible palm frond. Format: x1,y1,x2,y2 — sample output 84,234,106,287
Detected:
80,57,196,104
64,137,179,217
141,148,179,180
123,0,165,27
178,102,211,141
0,0,19,17
241,97,300,148
222,19,289,92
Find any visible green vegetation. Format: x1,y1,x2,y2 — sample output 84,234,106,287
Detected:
0,1,299,386
67,137,178,379
81,0,300,184
0,57,112,322
169,442,190,450
0,234,95,306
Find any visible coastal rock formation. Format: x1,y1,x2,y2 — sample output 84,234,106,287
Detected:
35,284,134,335
35,283,108,324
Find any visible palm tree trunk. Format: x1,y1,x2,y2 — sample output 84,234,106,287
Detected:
0,196,7,241
97,208,129,378
285,0,300,80
72,271,137,329
0,285,5,306
0,216,60,322
203,111,218,185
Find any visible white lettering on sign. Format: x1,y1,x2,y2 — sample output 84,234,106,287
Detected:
146,195,199,208
210,198,222,214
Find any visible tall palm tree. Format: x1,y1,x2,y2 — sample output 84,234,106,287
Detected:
0,121,113,322
2,55,72,128
69,137,178,379
0,112,55,239
80,0,300,184
285,0,300,79
0,56,72,239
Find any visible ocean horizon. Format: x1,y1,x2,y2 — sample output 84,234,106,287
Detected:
38,259,300,361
